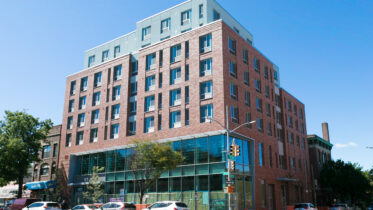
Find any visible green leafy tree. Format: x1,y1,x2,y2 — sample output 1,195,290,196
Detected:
82,166,105,203
319,159,372,207
129,141,184,204
0,111,52,198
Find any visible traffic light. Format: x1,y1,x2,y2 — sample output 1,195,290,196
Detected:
234,145,240,156
231,160,236,171
230,145,235,156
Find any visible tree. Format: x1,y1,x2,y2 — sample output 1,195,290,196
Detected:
129,141,184,204
0,111,52,198
319,159,372,207
82,166,105,203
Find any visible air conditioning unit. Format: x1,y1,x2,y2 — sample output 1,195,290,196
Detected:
174,122,181,128
204,46,212,52
174,56,181,62
148,106,155,112
148,127,155,133
113,134,119,139
174,99,181,106
94,119,99,124
205,92,212,99
150,64,156,70
205,70,212,76
174,78,181,84
114,114,120,120
149,85,156,91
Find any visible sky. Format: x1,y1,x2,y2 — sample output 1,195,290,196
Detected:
0,0,372,170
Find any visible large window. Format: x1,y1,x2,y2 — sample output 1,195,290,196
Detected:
145,75,156,91
40,164,49,176
67,116,73,130
88,55,95,67
243,49,248,64
231,106,239,123
255,79,261,93
76,131,84,145
79,96,86,110
259,143,264,166
170,68,181,85
145,95,155,112
230,83,238,100
142,26,151,40
170,45,181,63
42,145,50,159
144,116,155,133
200,80,213,100
181,9,191,25
112,85,121,101
66,134,72,147
254,57,260,72
200,104,213,123
77,113,85,127
146,53,156,70
68,99,74,112
94,72,102,87
111,104,120,120
90,128,98,143
245,91,251,106
114,46,120,58
70,81,76,95
256,97,262,112
161,18,170,33
113,65,122,81
170,111,181,128
200,34,212,53
200,58,212,77
229,61,237,77
92,92,101,106
80,77,88,91
170,89,181,106
111,124,119,139
228,37,236,54
102,50,109,62
91,109,99,124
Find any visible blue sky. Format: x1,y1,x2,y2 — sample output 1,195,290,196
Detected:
0,0,372,170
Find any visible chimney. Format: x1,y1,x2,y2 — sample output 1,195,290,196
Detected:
322,122,330,142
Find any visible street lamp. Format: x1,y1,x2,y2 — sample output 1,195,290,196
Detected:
208,106,256,210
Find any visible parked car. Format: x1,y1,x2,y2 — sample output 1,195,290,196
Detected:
21,202,60,210
10,199,41,210
294,203,317,210
72,204,100,210
101,202,136,210
330,203,348,210
142,201,188,210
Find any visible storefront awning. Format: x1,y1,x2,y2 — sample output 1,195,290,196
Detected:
25,180,56,190
277,177,299,182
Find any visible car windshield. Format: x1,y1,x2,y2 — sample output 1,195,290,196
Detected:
295,204,309,208
28,203,44,208
47,203,59,207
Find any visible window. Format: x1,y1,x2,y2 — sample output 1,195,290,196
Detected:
76,131,84,145
259,143,264,166
68,99,74,112
181,9,191,25
213,10,220,20
245,113,252,128
159,50,163,67
243,49,248,64
301,123,305,134
161,18,170,33
114,45,120,58
230,83,238,100
112,85,121,100
67,116,73,129
170,111,181,128
299,108,304,119
170,89,181,106
200,80,213,100
301,138,305,149
295,119,299,131
91,109,99,124
88,55,95,67
52,144,58,157
185,86,189,104
92,92,101,106
42,145,50,159
185,109,190,126
267,122,272,136
70,81,76,95
268,146,273,168
145,75,156,91
185,41,189,58
170,68,181,85
254,57,260,72
158,114,162,130
142,26,151,40
294,105,298,116
102,50,109,62
287,100,292,112
288,116,293,128
66,134,72,147
90,128,98,143
185,65,189,81
146,53,156,70
78,113,85,127
244,72,249,85
40,164,49,176
274,70,278,81
110,124,119,139
111,104,120,120
257,117,263,132
264,66,269,79
80,77,88,91
260,179,266,207
245,91,250,106
230,106,239,123
255,79,262,93
129,101,137,114
296,135,300,147
228,37,236,54
200,104,213,123
200,58,212,76
229,61,237,77
158,73,163,88
130,82,137,96
256,97,262,112
79,96,86,110
144,116,155,133
200,34,212,53
291,157,296,170
114,65,122,81
131,61,138,75
145,95,155,112
266,103,271,116
128,120,136,136
199,4,203,18
158,93,162,109
170,45,181,63
265,86,269,98
289,132,294,144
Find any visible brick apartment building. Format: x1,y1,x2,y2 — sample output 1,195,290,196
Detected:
58,0,311,209
25,125,62,200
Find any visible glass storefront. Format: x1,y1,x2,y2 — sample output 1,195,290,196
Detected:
71,134,254,209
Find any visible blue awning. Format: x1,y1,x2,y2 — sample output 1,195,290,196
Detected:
25,180,56,190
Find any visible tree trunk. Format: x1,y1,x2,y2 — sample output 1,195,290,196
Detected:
139,190,144,204
17,174,24,198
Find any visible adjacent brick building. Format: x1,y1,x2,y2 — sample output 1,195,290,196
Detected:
58,0,312,209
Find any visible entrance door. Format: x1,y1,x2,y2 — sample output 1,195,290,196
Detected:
268,184,275,210
281,185,287,210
